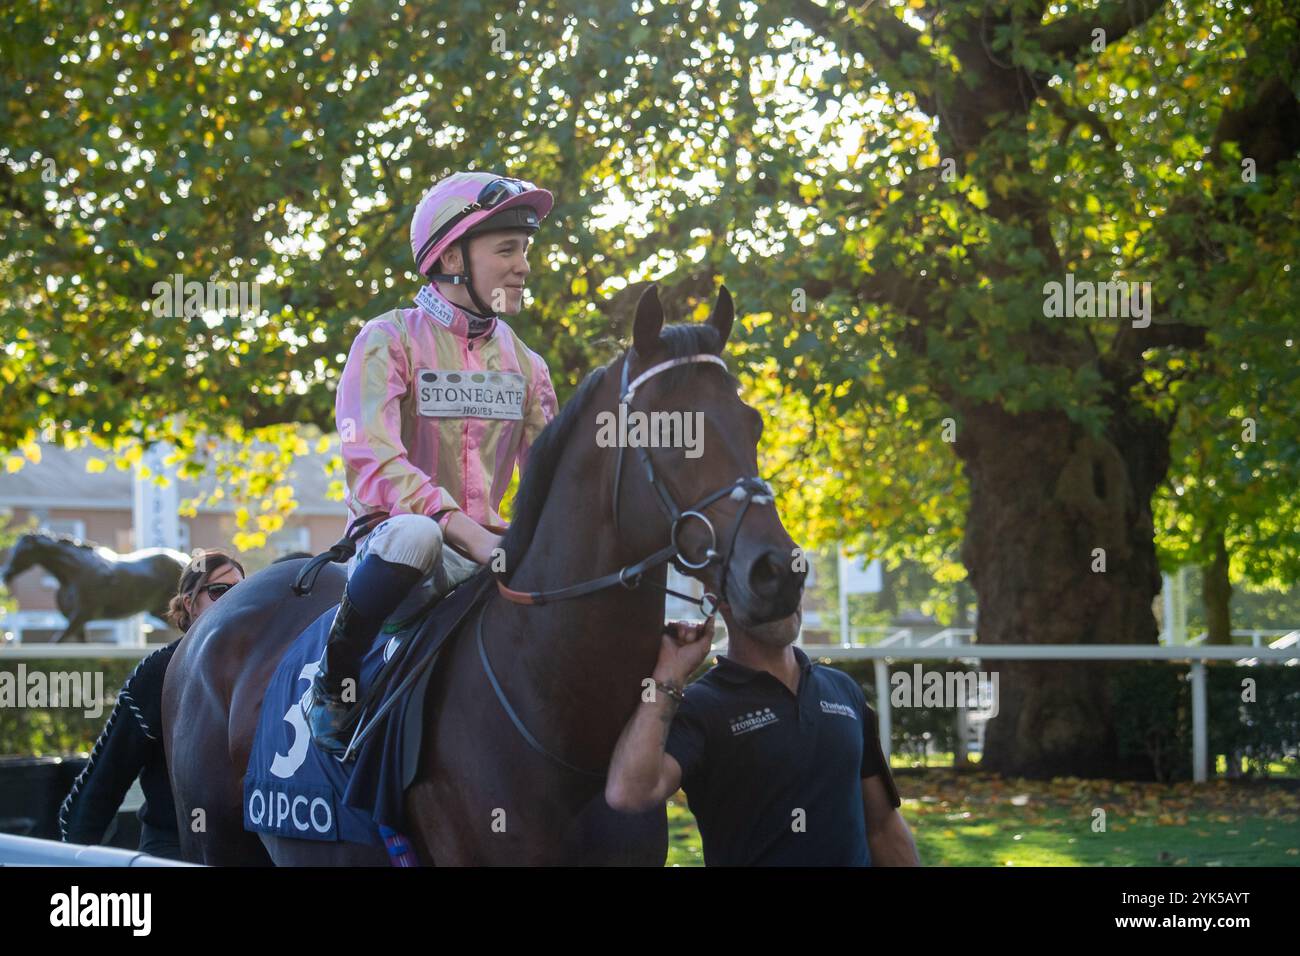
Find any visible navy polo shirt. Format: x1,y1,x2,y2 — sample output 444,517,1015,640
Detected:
666,646,901,866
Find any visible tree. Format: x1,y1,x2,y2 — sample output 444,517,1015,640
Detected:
1156,312,1300,644
1,0,651,545
4,1,1298,779
569,0,1300,775
773,0,1300,776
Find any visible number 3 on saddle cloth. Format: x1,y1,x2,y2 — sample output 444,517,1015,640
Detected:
243,565,494,864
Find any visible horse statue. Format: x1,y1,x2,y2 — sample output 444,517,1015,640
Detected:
0,533,188,642
164,285,805,865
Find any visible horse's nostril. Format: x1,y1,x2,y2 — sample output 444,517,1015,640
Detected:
748,550,789,597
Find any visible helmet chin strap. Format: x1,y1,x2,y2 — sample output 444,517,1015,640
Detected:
425,236,498,320
459,236,498,318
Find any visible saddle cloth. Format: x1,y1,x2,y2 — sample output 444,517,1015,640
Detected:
243,570,493,848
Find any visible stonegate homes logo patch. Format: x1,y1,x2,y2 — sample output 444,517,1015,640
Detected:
728,708,779,736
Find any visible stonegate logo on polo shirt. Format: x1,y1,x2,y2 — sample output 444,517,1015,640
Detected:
729,707,779,735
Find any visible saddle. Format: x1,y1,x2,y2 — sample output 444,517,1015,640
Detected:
244,535,493,850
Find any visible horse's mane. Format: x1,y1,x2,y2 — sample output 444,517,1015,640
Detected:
499,365,608,569
499,321,736,568
35,532,94,551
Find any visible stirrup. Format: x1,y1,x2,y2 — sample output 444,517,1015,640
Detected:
302,675,357,758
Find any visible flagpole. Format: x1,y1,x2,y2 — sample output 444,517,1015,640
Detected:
838,544,849,646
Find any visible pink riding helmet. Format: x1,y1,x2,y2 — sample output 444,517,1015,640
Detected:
410,171,554,278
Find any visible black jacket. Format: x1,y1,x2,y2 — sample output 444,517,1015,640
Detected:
59,640,180,844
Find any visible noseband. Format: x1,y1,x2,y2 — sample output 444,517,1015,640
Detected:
494,350,775,617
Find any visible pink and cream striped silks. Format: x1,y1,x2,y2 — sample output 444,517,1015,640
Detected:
335,282,559,540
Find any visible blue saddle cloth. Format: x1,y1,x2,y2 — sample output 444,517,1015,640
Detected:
243,571,492,848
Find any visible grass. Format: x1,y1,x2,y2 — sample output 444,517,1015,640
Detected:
889,750,1299,778
664,767,1300,867
666,796,704,867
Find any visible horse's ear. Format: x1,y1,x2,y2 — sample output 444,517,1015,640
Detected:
632,283,665,358
709,285,734,348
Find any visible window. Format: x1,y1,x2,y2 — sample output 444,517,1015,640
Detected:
269,526,311,557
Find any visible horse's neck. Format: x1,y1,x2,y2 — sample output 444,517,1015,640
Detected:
490,577,667,769
500,514,668,684
492,445,669,762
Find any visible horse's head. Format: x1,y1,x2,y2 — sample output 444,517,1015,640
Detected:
0,533,50,585
608,284,805,626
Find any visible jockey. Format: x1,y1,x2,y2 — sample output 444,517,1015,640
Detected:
303,171,559,756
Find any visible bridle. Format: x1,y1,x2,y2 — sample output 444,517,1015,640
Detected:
493,350,776,618
482,348,777,777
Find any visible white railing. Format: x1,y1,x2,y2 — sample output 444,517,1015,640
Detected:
809,642,1299,784
0,642,162,659
0,610,172,647
918,628,970,647
5,634,1296,783
864,627,916,647
832,627,1300,650
1187,628,1300,648
0,832,197,866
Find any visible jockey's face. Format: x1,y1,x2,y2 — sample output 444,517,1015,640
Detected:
439,230,532,315
184,562,244,623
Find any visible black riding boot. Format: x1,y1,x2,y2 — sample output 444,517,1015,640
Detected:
302,591,373,757
303,554,426,756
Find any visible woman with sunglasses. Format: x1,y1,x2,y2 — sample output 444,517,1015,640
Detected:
302,171,560,755
59,549,245,859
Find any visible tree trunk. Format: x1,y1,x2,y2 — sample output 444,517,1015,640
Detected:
1202,527,1233,645
955,403,1169,779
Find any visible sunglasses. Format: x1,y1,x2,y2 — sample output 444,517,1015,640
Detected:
418,178,536,266
197,582,235,601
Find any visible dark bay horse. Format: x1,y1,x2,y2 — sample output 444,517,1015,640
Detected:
163,285,805,865
0,534,187,642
